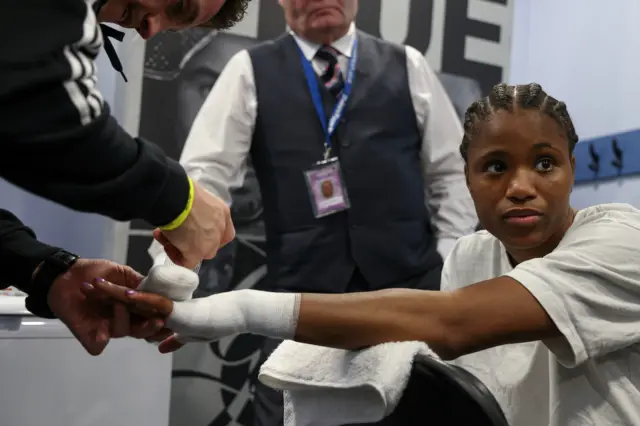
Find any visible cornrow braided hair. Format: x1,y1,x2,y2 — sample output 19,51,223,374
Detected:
460,83,579,161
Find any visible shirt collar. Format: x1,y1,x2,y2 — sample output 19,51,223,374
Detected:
290,22,356,60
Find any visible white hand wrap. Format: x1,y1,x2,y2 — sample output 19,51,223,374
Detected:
167,290,302,343
137,264,199,301
138,265,301,343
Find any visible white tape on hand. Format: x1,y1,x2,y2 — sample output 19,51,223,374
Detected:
138,267,300,346
167,290,301,343
163,255,201,275
138,264,199,302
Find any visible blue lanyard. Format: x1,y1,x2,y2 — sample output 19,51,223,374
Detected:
298,37,358,159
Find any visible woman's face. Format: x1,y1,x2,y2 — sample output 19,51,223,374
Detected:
465,108,576,260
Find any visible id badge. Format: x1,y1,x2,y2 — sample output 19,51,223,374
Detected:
304,157,350,218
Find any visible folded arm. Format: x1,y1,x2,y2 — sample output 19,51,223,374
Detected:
0,210,60,292
0,0,188,227
149,49,256,263
0,209,66,318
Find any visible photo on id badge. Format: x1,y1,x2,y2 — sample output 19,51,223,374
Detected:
304,159,350,218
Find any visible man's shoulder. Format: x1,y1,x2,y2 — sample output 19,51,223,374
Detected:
355,29,424,53
247,33,294,56
356,29,407,53
355,30,431,74
1,0,96,63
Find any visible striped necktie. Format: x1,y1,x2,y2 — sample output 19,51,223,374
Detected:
315,45,344,99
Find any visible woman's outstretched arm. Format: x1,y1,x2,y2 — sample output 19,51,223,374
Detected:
295,277,557,359
86,273,558,360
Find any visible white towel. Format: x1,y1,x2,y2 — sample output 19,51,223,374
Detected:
258,340,438,426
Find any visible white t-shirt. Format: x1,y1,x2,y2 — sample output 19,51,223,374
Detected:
443,203,640,426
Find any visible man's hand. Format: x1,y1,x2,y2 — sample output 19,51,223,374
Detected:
156,182,235,269
85,272,298,355
47,259,166,356
84,278,253,355
82,277,184,354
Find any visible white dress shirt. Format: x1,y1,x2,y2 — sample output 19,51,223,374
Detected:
151,24,477,262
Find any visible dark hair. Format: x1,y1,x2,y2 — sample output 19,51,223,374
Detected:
199,0,250,30
460,83,579,161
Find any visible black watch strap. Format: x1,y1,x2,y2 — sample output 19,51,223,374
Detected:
26,250,79,318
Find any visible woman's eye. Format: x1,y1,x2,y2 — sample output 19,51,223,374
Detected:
535,157,555,172
485,161,506,174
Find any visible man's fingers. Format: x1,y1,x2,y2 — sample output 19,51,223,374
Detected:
163,239,200,269
155,230,193,266
130,318,165,339
154,229,188,266
165,245,189,267
85,278,134,304
158,334,185,354
77,321,110,356
129,304,162,318
80,282,114,303
220,212,236,248
89,278,174,316
144,328,174,343
81,283,165,340
110,302,131,338
102,263,145,290
153,228,170,246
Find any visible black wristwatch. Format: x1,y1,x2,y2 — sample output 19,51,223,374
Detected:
26,249,80,318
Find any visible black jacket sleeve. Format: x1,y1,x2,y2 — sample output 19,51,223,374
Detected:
0,0,188,227
0,210,60,294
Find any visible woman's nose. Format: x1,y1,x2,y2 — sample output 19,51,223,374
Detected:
505,169,537,202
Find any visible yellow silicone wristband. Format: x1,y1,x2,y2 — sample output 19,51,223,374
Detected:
160,177,195,231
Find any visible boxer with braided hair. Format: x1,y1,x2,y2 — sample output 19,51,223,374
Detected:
90,83,640,425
